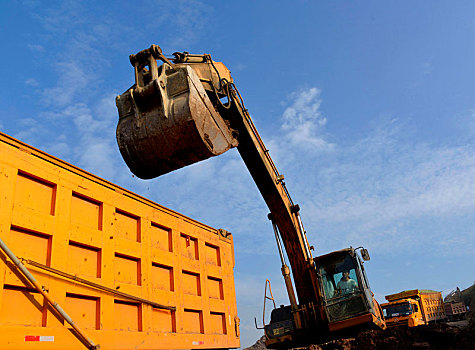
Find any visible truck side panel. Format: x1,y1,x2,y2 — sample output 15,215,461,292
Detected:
0,132,240,349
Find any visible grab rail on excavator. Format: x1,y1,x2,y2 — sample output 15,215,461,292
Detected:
254,279,276,329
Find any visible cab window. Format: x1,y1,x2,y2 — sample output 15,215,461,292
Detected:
319,254,360,300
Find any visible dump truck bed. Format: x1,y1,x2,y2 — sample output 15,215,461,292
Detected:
0,131,239,349
444,302,467,321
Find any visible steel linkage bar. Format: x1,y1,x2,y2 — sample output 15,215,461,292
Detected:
23,259,175,311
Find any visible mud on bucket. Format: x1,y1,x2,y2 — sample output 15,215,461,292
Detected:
116,62,238,179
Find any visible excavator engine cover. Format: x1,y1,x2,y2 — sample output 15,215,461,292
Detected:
116,60,238,179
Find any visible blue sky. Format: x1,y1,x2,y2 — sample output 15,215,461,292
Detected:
1,1,475,347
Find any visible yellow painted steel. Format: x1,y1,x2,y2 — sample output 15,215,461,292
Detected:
0,131,240,349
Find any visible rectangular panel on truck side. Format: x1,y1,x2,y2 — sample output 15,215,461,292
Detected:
0,131,240,350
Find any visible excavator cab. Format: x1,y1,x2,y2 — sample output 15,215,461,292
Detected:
263,248,385,349
264,247,385,349
315,248,385,332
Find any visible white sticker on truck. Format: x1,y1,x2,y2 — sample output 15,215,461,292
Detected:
25,336,54,342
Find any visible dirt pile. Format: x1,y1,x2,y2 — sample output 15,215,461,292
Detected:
245,336,267,350
354,322,473,349
244,336,354,350
245,321,475,350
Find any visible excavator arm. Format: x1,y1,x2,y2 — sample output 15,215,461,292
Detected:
219,82,319,306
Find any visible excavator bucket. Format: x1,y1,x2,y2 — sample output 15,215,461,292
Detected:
116,45,238,179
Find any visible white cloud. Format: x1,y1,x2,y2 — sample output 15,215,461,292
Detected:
46,142,70,159
282,88,323,129
31,93,120,180
421,61,432,76
32,1,87,33
69,95,120,179
25,78,39,86
280,87,334,151
16,3,127,179
42,61,91,108
141,0,213,49
13,118,46,145
27,43,44,52
78,139,116,178
312,141,475,224
232,63,247,72
470,108,475,135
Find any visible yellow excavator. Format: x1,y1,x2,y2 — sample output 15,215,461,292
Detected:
115,44,385,348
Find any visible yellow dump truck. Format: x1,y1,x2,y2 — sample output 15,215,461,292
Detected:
0,131,240,349
381,289,446,328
